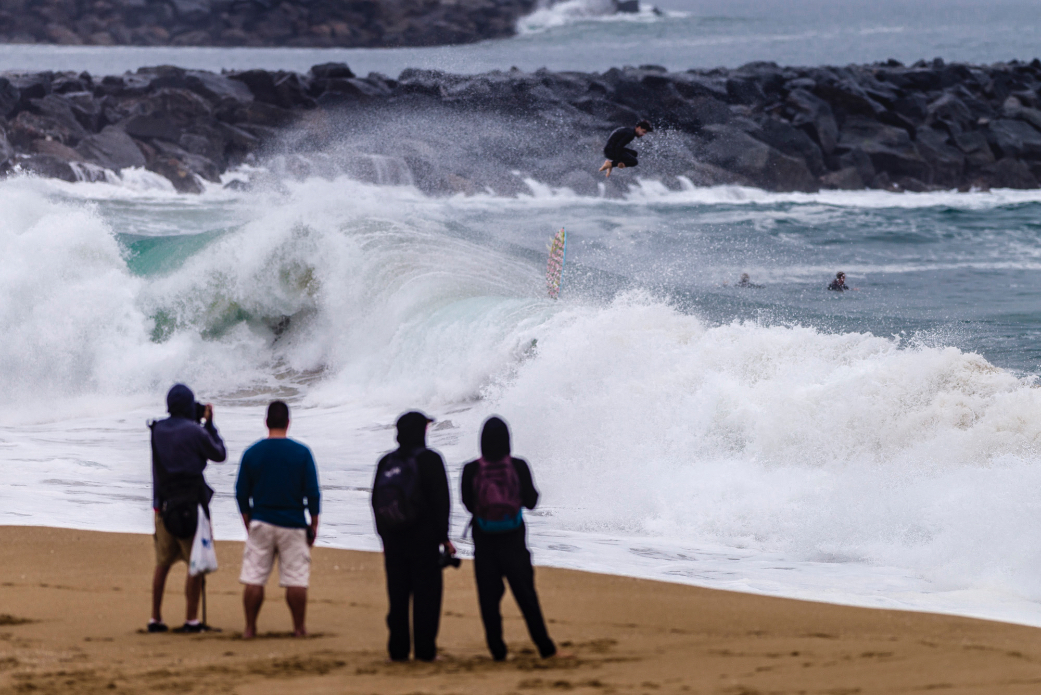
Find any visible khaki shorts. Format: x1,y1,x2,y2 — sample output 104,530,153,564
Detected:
154,511,193,568
240,520,311,588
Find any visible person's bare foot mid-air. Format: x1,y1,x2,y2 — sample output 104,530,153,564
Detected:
600,120,652,177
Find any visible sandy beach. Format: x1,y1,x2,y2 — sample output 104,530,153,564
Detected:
0,527,1039,694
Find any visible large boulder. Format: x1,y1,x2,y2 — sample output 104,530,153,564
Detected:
76,126,147,170
754,117,826,175
985,119,1041,160
26,94,89,143
926,93,974,135
17,153,78,182
0,128,13,163
954,131,996,168
787,89,838,154
7,110,85,147
978,158,1039,189
697,125,819,192
147,156,204,193
0,77,20,117
915,126,965,187
837,116,931,182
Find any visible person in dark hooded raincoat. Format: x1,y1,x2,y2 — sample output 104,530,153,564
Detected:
148,383,227,633
372,411,454,661
461,416,558,661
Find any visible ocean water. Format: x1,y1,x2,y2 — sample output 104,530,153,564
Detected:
4,170,1041,629
5,0,1041,629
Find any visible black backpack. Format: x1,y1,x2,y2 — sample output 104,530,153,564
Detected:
372,449,423,530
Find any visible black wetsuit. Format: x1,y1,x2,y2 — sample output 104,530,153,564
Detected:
461,418,556,661
827,279,849,291
604,127,639,168
372,426,451,662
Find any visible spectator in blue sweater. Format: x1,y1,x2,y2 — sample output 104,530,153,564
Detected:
235,401,320,638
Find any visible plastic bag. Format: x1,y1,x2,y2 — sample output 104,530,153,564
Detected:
189,505,218,577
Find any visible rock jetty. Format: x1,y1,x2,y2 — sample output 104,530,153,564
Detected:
2,58,1041,194
0,0,537,48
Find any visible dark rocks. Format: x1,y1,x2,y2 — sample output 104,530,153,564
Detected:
147,156,204,193
837,116,931,182
985,119,1041,159
5,59,1041,194
0,0,542,49
76,126,146,170
698,125,818,192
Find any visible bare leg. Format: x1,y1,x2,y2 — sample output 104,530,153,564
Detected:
152,565,172,622
285,587,308,637
185,573,203,622
243,584,264,638
598,159,612,173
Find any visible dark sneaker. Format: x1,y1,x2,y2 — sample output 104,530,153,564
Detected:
173,622,204,634
147,621,168,633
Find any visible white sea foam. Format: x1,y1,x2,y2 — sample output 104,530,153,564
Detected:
518,0,669,35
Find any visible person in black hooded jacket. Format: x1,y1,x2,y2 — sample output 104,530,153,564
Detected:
372,411,455,661
148,383,226,633
461,416,558,661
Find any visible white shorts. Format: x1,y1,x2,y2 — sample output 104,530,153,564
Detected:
239,520,311,588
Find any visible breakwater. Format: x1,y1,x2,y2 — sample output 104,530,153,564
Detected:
2,58,1041,194
0,0,538,49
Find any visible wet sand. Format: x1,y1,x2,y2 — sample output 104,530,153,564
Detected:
2,526,1041,694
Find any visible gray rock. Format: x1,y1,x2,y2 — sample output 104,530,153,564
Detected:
979,157,1040,189
76,126,146,170
0,77,20,118
310,63,355,80
820,167,865,190
986,119,1041,159
7,110,85,147
30,138,84,161
147,156,203,193
837,147,876,183
184,71,253,105
755,117,826,175
838,116,931,181
27,94,89,144
915,126,965,187
787,89,839,154
698,125,818,192
954,131,996,167
17,153,78,182
926,93,973,135
0,128,12,163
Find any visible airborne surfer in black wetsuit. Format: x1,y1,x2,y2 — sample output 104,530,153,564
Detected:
598,120,653,177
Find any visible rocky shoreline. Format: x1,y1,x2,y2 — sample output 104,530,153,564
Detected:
0,0,538,49
2,59,1041,195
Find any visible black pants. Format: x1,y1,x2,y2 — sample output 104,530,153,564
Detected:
382,534,443,661
605,147,638,168
473,526,556,660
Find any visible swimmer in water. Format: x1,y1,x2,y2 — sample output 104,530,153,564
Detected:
828,272,850,291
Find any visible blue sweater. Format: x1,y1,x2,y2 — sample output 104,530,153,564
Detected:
235,438,320,529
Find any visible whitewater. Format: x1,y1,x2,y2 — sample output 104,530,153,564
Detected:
4,163,1041,629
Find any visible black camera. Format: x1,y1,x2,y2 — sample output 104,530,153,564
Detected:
438,548,461,569
194,402,207,423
